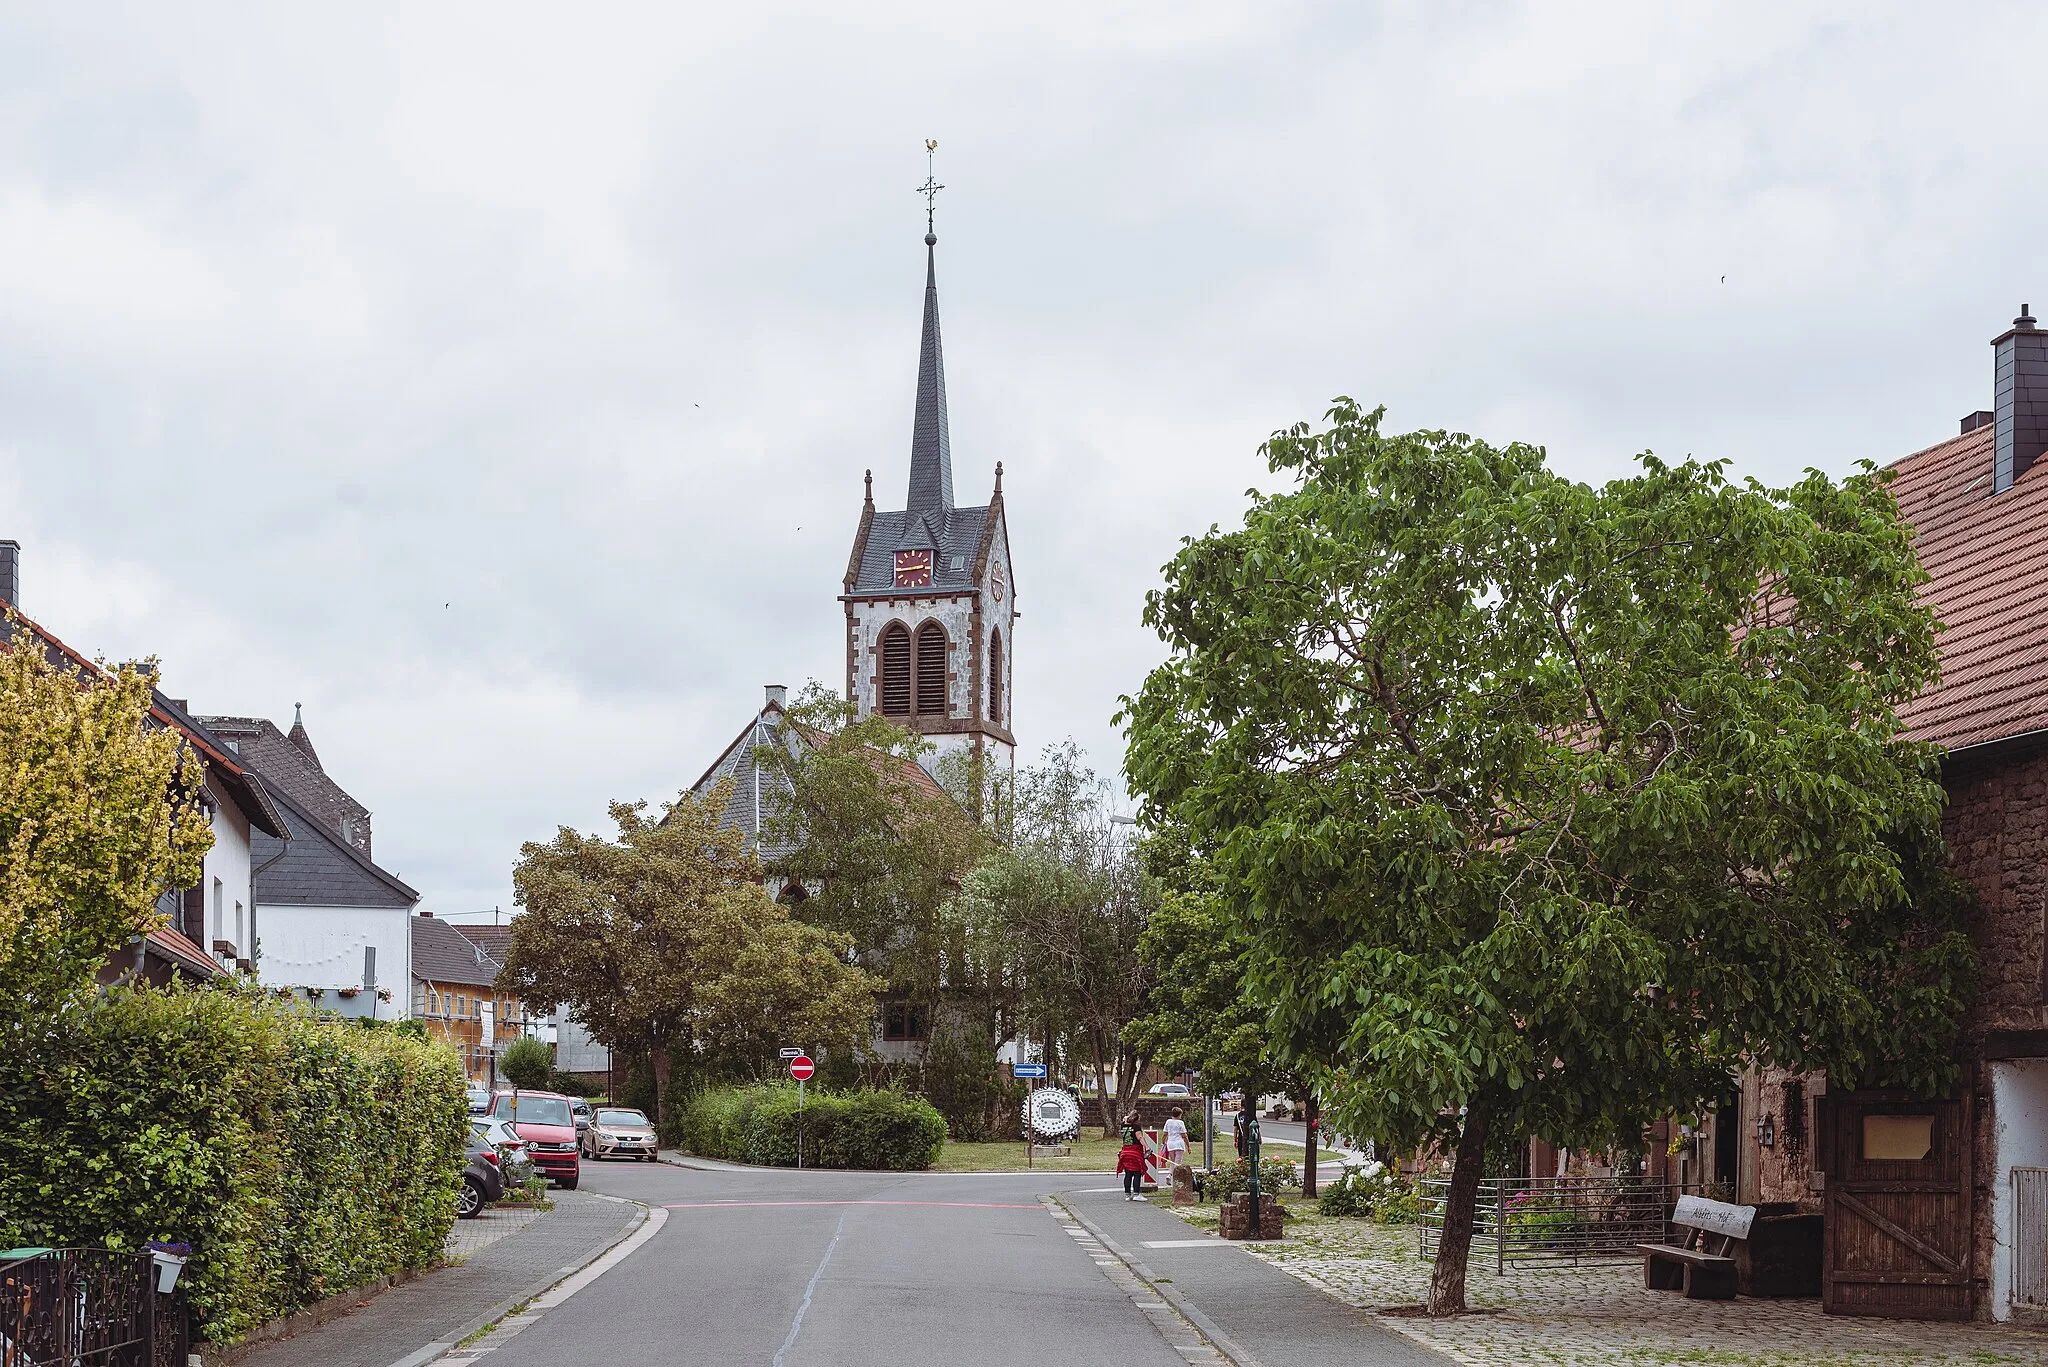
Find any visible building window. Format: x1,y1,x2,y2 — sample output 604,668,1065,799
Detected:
880,623,912,716
212,878,224,947
234,902,244,957
915,623,948,715
881,1000,927,1041
987,629,1003,723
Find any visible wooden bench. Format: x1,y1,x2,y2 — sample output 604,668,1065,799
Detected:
1631,1194,1756,1300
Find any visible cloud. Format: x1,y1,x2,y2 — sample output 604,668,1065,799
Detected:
3,1,2041,911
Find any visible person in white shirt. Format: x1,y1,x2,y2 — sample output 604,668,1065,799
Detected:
1163,1107,1190,1167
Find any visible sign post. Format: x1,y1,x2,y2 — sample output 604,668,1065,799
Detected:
788,1053,815,1169
1013,1062,1046,1167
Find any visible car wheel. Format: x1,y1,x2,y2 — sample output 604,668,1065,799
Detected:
457,1177,485,1219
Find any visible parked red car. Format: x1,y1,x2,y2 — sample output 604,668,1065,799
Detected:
492,1090,581,1190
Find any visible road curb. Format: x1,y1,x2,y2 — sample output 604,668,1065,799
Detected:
375,1194,660,1367
1051,1195,1267,1367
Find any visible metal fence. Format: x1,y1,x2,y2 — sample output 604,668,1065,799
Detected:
1417,1176,1686,1272
0,1248,187,1367
2014,1167,2048,1311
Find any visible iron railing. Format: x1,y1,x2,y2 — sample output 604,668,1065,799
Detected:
0,1248,187,1367
1418,1175,1690,1272
2014,1167,2048,1310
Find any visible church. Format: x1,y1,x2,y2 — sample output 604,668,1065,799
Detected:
839,226,1017,770
688,210,1017,864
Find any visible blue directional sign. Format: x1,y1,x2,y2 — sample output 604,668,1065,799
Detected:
1012,1063,1047,1078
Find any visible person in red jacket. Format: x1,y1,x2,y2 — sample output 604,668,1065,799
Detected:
1116,1112,1147,1201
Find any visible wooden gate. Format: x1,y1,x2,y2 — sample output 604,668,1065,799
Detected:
1821,1090,1974,1320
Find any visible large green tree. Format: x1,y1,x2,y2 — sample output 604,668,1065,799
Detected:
1122,402,1975,1313
503,784,882,1122
0,617,212,1010
958,744,1157,1137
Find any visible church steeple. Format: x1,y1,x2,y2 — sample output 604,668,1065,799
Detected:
906,239,954,516
907,144,953,517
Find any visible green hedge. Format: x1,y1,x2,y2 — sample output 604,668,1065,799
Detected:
675,1083,945,1171
0,985,468,1344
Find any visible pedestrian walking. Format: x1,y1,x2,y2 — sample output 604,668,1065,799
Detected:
1233,1102,1253,1159
1116,1112,1146,1200
1163,1106,1189,1168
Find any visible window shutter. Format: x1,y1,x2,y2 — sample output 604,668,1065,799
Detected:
987,629,1003,723
916,624,948,715
880,625,912,715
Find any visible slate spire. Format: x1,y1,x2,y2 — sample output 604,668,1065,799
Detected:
906,237,954,517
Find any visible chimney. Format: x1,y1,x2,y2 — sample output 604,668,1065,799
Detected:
1993,304,2048,493
1961,410,1995,435
765,683,788,709
0,540,17,609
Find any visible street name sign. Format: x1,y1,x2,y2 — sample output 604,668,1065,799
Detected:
779,1048,803,1059
788,1054,816,1081
1012,1063,1047,1078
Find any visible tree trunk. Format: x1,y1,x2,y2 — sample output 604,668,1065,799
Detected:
1303,1094,1320,1198
1426,1096,1490,1316
1089,1027,1115,1138
651,1041,671,1127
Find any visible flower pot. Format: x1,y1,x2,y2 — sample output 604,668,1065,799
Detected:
151,1251,186,1293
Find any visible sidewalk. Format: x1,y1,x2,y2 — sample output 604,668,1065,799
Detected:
1063,1190,1454,1367
235,1192,644,1367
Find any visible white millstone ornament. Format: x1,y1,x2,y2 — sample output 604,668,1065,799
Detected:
1022,1087,1080,1140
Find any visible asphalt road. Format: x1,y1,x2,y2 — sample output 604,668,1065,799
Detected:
459,1156,1447,1367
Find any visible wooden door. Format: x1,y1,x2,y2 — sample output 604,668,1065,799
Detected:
1821,1090,1974,1320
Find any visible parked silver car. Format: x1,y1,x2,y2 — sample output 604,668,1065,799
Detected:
581,1107,658,1161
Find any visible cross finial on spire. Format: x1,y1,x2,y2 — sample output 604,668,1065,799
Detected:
917,139,943,246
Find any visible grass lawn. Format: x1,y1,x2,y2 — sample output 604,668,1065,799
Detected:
930,1136,1132,1172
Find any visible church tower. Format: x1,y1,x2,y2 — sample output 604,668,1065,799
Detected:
842,174,1016,771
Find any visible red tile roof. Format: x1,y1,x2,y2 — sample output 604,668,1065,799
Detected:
1887,424,2048,751
146,925,221,978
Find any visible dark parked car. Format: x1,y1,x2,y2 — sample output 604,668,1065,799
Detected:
460,1133,505,1218
492,1090,581,1190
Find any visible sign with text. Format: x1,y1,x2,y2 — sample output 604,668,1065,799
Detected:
779,1048,803,1059
1012,1063,1046,1078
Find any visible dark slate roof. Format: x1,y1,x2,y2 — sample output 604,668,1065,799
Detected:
452,922,515,962
412,913,502,987
251,779,418,909
689,701,803,862
198,712,373,857
906,243,953,515
847,504,991,596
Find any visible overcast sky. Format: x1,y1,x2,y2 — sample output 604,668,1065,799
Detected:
4,3,2043,916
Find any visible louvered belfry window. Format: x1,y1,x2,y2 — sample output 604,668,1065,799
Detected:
988,629,1003,723
916,623,949,715
880,624,912,716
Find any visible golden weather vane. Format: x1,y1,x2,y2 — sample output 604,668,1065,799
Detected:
917,139,944,243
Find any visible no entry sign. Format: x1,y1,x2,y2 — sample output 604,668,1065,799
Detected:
788,1054,815,1081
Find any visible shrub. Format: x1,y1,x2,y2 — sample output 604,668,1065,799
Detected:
675,1082,944,1170
498,1035,554,1089
1316,1163,1419,1220
1199,1155,1297,1201
0,984,468,1344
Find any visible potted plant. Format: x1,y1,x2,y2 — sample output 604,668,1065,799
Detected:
145,1241,190,1292
337,986,360,999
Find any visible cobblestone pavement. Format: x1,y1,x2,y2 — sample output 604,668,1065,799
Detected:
443,1204,544,1261
1169,1204,2048,1366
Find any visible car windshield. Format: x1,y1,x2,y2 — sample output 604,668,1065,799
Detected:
597,1110,648,1127
496,1095,572,1126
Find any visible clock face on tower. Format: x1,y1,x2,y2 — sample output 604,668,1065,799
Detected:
991,562,1005,603
894,549,933,588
